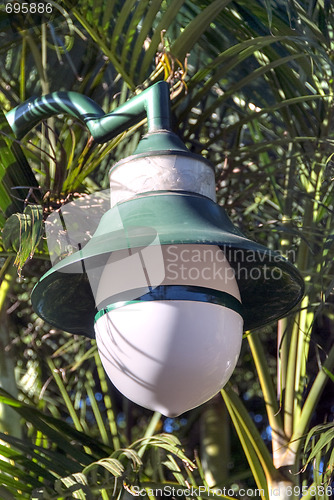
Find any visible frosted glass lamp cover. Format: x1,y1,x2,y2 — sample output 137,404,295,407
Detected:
94,245,243,417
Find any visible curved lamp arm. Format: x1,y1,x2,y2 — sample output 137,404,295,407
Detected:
6,81,171,143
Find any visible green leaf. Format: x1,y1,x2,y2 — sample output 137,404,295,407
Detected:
304,423,334,453
110,0,139,53
128,0,164,79
0,485,17,500
0,438,67,480
130,433,195,471
303,423,334,471
139,0,187,81
171,0,233,60
0,110,40,226
322,366,334,383
2,204,43,274
83,457,124,477
264,0,273,29
0,387,111,462
112,448,142,472
0,430,84,478
221,385,281,497
56,473,91,500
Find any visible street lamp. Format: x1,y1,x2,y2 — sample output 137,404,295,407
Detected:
6,82,304,417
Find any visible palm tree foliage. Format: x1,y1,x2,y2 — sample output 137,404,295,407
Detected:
0,0,333,498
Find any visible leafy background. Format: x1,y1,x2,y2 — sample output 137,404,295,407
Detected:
0,0,333,498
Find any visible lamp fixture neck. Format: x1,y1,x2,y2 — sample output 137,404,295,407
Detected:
6,81,172,143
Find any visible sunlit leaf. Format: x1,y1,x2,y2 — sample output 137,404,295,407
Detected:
2,204,43,273
303,423,334,471
83,457,124,476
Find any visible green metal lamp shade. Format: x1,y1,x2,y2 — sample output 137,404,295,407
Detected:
31,192,304,338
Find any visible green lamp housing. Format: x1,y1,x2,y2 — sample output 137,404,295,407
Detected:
7,81,304,416
30,187,304,338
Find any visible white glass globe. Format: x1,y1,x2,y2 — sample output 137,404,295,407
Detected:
94,245,243,417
